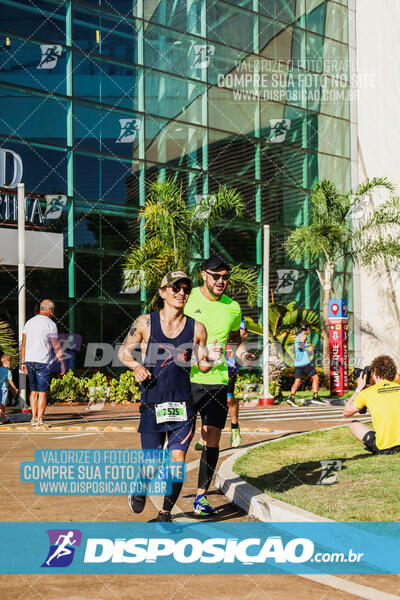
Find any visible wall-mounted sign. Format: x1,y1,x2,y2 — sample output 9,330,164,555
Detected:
0,148,66,224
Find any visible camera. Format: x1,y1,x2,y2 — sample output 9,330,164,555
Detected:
353,366,371,414
353,365,371,386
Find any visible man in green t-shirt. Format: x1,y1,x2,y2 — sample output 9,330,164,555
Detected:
184,255,254,515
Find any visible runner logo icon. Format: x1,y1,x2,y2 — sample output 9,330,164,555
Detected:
267,119,291,144
37,45,62,69
116,118,142,143
41,529,82,568
191,44,215,69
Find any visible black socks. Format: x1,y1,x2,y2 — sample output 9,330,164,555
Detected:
198,446,219,491
162,481,183,512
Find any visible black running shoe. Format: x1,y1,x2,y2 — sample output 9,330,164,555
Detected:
156,511,172,522
128,494,146,514
311,397,330,406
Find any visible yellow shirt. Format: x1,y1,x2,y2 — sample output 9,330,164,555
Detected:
354,380,400,449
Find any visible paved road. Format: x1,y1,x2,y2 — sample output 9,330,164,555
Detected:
1,404,398,600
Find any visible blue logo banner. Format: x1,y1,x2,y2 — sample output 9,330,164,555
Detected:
0,522,399,574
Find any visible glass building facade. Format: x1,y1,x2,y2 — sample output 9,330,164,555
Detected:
0,0,353,366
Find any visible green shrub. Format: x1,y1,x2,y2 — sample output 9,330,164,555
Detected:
48,369,140,404
48,370,87,403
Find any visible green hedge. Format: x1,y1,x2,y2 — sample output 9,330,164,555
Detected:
50,366,357,404
48,370,140,404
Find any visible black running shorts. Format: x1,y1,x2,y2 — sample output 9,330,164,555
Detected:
294,363,317,379
191,383,228,430
362,431,400,455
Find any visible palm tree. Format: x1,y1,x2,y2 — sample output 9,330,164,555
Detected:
0,320,18,368
124,178,258,309
244,302,320,398
245,301,321,365
285,177,394,386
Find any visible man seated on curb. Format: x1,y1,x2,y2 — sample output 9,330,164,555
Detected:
343,355,400,454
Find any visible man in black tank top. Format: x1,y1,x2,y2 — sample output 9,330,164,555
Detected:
118,271,222,522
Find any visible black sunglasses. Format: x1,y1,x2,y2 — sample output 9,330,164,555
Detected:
206,271,230,281
167,282,191,294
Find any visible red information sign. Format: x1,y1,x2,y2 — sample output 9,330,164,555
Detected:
329,320,349,395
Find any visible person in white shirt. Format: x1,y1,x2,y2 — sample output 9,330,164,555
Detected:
21,300,65,426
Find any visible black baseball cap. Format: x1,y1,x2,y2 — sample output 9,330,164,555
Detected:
300,322,310,331
202,255,231,272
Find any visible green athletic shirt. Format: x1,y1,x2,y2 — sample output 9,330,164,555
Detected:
184,286,242,385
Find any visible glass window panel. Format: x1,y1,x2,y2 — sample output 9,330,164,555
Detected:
74,153,141,207
261,102,307,149
308,0,350,45
101,300,140,348
213,225,257,265
145,117,206,170
73,6,138,64
260,20,302,63
305,0,326,36
322,37,349,80
262,146,308,188
208,130,257,179
207,2,257,53
208,43,251,87
75,209,100,249
0,0,66,42
306,32,349,80
102,254,129,297
308,113,350,157
259,0,296,24
0,38,67,95
208,87,257,137
145,70,206,125
28,268,69,302
307,75,349,118
101,213,136,252
144,23,206,81
207,173,257,219
145,163,204,205
73,52,140,110
74,102,142,158
143,0,204,37
100,0,136,14
308,152,350,192
0,140,67,194
262,185,307,228
0,86,67,146
76,255,101,298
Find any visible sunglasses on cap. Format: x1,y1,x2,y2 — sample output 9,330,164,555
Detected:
166,282,192,294
206,271,230,281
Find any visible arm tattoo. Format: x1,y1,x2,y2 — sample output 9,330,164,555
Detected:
129,318,139,337
145,318,150,327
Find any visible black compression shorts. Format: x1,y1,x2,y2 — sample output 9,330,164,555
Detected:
191,383,228,430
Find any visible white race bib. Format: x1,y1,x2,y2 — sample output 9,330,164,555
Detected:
155,402,187,424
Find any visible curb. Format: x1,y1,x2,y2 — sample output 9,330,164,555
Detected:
215,433,334,523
